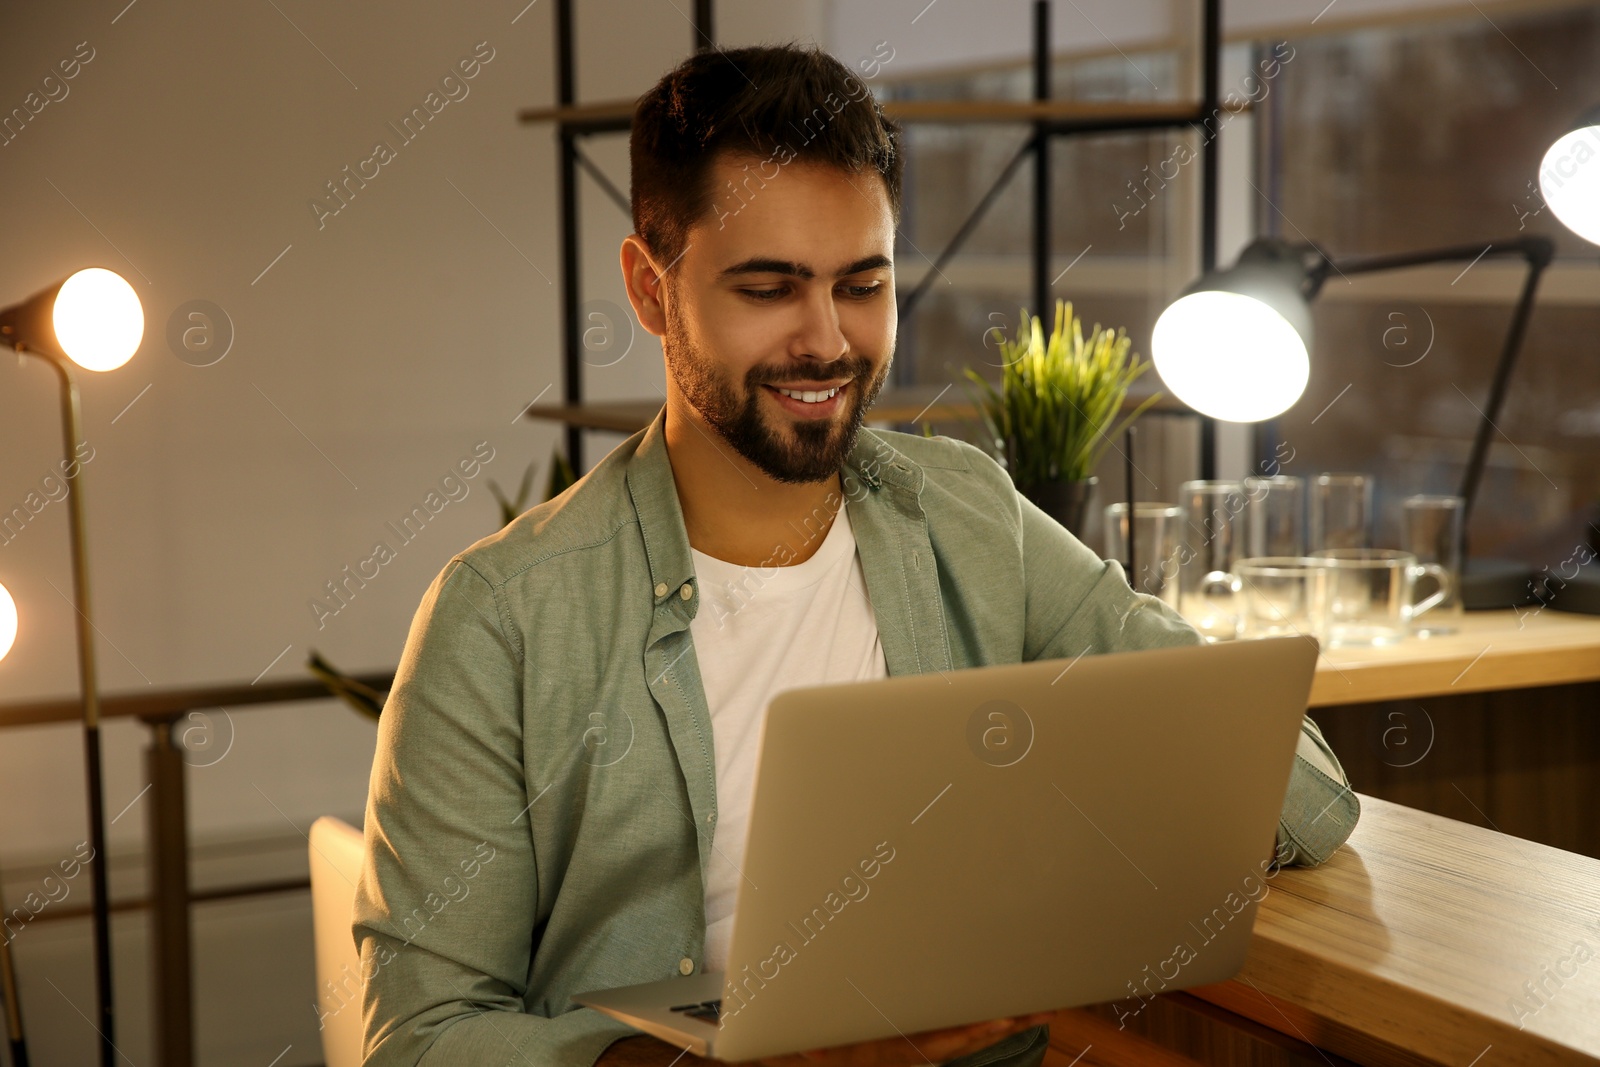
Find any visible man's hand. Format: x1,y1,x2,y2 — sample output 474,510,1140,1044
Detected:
595,1013,1054,1066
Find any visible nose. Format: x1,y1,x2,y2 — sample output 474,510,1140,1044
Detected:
788,285,849,364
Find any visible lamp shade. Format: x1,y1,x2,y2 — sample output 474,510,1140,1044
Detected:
0,267,143,371
1151,238,1313,423
1539,108,1600,246
0,581,16,663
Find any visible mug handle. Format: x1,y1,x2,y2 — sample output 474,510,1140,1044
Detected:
1410,562,1453,617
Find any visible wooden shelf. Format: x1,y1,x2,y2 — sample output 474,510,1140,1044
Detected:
883,98,1241,124
519,98,1246,127
519,386,1189,435
518,99,637,126
1308,608,1600,707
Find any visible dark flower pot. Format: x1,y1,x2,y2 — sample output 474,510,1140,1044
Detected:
1020,476,1097,538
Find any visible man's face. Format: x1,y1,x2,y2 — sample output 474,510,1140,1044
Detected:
659,155,896,484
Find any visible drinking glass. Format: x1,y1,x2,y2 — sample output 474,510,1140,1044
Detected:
1243,475,1305,558
1235,557,1331,642
1313,548,1453,647
1310,473,1372,551
1104,502,1184,609
1177,480,1246,642
1402,495,1465,637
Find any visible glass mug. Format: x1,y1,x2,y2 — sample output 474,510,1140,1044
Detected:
1243,474,1306,558
1312,548,1454,647
1310,472,1373,551
1104,502,1184,609
1235,557,1332,642
1401,494,1465,637
1177,480,1246,642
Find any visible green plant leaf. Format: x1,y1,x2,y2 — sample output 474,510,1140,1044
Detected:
545,447,577,502
960,299,1162,486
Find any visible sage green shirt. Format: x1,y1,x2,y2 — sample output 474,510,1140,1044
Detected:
354,408,1358,1065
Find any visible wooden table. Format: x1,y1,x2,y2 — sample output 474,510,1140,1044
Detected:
1210,794,1600,1065
1030,614,1600,1065
1038,795,1600,1067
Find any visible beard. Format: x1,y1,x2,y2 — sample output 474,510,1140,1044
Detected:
664,308,891,485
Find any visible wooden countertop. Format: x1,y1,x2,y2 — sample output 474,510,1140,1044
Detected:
1192,794,1600,1066
1308,608,1600,707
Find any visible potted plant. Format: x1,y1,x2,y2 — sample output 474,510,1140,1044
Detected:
963,299,1161,536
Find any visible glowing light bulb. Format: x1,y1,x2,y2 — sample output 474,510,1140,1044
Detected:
1151,290,1310,423
52,267,143,371
0,582,17,663
1539,122,1600,246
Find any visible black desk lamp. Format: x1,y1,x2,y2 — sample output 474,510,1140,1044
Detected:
1539,106,1600,247
1149,235,1554,611
1531,106,1600,614
1,267,145,1067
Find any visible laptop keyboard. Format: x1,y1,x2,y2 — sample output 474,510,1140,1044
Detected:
669,999,721,1023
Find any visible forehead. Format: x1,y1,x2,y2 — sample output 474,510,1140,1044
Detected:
688,153,895,271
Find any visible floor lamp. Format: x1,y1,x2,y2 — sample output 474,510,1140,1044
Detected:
1149,234,1555,611
1,267,144,1067
0,580,27,1067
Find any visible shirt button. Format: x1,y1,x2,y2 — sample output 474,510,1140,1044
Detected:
654,582,668,597
707,811,715,823
679,583,693,600
678,957,694,976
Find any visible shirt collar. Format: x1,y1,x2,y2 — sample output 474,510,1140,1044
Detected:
624,406,697,611
622,404,927,609
843,423,925,498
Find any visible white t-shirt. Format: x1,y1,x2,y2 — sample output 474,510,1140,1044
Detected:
687,502,888,972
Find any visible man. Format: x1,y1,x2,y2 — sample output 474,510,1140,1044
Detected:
354,44,1358,1067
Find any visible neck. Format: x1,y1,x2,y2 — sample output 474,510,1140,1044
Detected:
663,386,845,568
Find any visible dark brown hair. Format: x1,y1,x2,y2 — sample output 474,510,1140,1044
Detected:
629,44,902,265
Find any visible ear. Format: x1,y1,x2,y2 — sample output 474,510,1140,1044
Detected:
620,234,668,338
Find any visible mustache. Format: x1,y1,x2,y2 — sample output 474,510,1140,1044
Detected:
747,358,877,388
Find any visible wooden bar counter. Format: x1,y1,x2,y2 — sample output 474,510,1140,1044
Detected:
1032,608,1600,1066
1203,795,1598,1066
1301,609,1600,861
1306,608,1600,708
1042,795,1600,1067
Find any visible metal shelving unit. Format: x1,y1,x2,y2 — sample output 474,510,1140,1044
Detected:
520,0,1221,475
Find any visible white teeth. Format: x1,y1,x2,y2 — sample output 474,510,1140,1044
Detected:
776,386,839,403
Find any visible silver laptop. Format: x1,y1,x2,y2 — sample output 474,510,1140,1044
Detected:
573,635,1318,1061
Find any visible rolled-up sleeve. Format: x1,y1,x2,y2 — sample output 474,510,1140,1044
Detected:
353,558,636,1065
1272,715,1359,867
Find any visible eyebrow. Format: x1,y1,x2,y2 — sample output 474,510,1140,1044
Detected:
717,254,893,280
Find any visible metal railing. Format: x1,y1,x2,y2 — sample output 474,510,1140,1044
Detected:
0,670,393,1067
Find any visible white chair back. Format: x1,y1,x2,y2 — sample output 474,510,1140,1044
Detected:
309,815,366,1067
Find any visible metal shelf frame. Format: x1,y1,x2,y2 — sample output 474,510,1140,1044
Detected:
522,0,1221,476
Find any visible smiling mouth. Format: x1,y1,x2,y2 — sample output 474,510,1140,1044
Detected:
768,384,843,404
